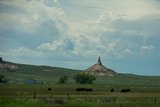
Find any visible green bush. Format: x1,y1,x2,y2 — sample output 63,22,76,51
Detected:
74,73,96,84
0,74,5,82
59,75,69,84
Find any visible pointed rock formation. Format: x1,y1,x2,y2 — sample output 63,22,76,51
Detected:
83,57,117,77
97,57,102,65
0,57,3,63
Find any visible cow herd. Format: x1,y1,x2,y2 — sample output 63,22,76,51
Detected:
75,88,130,92
47,87,130,92
110,88,131,92
120,88,130,92
76,88,92,92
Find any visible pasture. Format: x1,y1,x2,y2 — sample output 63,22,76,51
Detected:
0,84,160,107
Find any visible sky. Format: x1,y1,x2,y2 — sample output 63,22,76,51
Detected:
0,0,160,76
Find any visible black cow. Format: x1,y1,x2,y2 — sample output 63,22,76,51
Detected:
85,88,92,92
48,88,51,91
121,89,130,92
76,88,86,92
110,88,114,92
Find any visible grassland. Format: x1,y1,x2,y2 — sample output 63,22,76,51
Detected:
0,61,160,107
0,83,160,107
0,61,81,83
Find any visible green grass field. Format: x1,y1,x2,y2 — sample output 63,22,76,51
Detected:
0,84,160,107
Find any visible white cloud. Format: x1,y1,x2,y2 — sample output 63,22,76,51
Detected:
123,49,132,54
66,13,134,58
73,11,158,58
34,2,159,62
38,40,65,51
0,0,66,33
1,0,160,62
38,38,74,51
101,0,159,19
54,0,60,4
140,45,155,51
0,47,44,57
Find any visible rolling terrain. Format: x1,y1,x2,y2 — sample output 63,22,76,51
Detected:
0,61,81,84
0,60,160,88
0,60,160,107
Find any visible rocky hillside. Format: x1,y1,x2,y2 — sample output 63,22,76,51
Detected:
83,57,117,77
0,57,20,72
0,57,81,83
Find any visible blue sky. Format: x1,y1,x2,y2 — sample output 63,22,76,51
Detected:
0,0,160,76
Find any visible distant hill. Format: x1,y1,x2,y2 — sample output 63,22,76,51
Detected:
0,58,81,83
0,58,160,87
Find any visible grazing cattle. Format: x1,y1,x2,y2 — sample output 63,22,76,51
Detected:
85,88,92,92
48,88,51,91
76,88,86,92
121,89,130,92
76,88,93,92
110,88,114,92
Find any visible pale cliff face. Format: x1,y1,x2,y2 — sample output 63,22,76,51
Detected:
84,57,117,77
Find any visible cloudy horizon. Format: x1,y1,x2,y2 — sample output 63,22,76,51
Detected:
0,0,160,76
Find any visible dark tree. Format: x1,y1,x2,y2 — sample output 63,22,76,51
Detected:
74,73,96,84
59,75,69,84
0,74,5,83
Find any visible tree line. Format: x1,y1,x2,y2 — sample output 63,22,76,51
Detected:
0,73,96,84
59,73,96,84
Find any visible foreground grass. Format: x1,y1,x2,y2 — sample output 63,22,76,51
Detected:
0,98,63,107
0,99,159,107
0,84,160,107
66,101,160,107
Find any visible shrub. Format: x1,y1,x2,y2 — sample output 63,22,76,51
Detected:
74,73,96,84
0,74,5,83
59,75,69,84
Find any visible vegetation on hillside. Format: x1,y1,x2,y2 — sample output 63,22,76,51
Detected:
0,74,4,82
0,61,81,83
74,73,96,84
0,61,160,86
59,75,69,84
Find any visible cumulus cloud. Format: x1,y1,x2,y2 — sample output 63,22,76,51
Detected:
0,0,65,33
140,45,155,51
123,49,132,54
1,0,159,60
67,13,136,58
0,47,44,57
11,47,44,57
54,0,60,4
38,38,74,51
37,10,159,59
